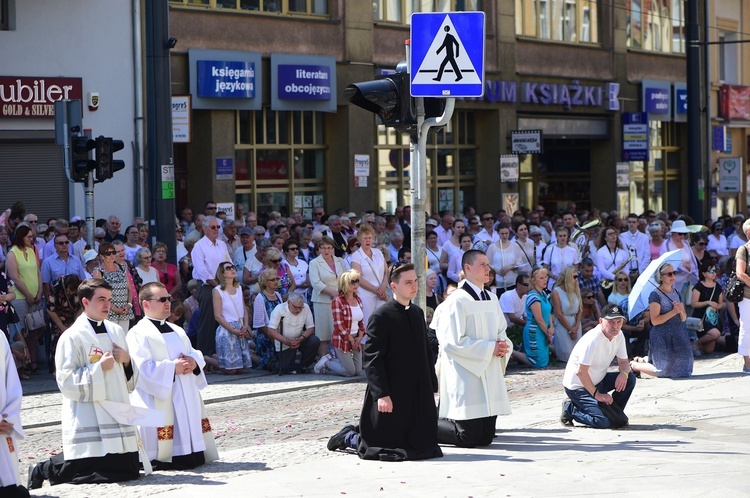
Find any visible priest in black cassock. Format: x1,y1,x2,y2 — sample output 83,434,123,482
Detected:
326,263,442,461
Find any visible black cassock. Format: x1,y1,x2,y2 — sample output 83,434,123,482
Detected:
357,299,443,461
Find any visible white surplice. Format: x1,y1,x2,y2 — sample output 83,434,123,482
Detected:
0,332,24,487
127,319,218,463
55,314,140,460
432,288,513,420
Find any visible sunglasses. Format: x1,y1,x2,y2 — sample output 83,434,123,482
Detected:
707,269,716,274
584,295,595,299
270,258,282,264
518,282,530,287
206,207,217,210
661,271,675,277
351,279,360,284
616,278,628,282
104,250,116,256
287,247,299,251
482,217,494,221
208,225,220,230
696,242,706,246
573,275,579,279
56,241,69,245
148,296,174,303
223,265,236,271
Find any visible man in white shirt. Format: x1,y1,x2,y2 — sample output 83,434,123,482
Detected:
433,212,454,247
474,212,499,250
561,303,636,429
266,292,320,373
191,216,230,357
619,213,650,275
499,274,529,328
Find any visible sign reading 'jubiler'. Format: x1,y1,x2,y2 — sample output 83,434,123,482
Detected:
197,60,255,98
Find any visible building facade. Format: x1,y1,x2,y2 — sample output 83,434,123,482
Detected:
0,0,139,223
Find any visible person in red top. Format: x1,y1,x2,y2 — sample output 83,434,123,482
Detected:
314,269,365,376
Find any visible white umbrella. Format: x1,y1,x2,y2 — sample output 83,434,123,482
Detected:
627,249,686,320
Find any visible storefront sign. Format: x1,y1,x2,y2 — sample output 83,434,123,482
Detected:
472,80,619,111
0,76,83,118
645,88,669,114
510,130,542,154
719,84,750,121
172,96,191,143
271,54,337,112
217,203,235,220
641,80,671,121
196,60,255,98
673,82,687,123
622,112,649,162
719,157,742,193
499,155,519,182
675,89,687,114
277,65,331,101
354,154,370,177
216,158,234,180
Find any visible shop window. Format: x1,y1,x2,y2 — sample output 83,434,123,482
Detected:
235,109,326,218
719,33,738,84
375,111,477,215
626,0,685,54
170,0,328,16
516,0,599,44
374,0,482,24
628,121,682,213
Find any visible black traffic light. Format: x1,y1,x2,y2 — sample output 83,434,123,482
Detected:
70,136,96,183
344,65,445,135
95,136,125,181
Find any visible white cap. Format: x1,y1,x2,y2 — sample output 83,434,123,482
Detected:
83,250,98,264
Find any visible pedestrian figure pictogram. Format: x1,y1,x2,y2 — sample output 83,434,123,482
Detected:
433,26,462,82
410,12,485,97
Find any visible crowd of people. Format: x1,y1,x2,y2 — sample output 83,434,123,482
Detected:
2,197,750,493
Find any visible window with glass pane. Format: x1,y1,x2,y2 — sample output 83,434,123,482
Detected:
374,0,481,22
172,0,327,14
235,149,252,181
516,0,597,44
626,0,684,54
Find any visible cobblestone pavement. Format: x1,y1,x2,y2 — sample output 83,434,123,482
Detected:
19,362,566,497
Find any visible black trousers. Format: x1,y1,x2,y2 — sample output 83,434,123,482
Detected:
437,416,497,448
196,283,217,357
37,451,139,485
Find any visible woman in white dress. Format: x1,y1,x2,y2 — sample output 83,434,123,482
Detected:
486,222,523,297
551,266,582,362
213,262,252,374
706,221,728,257
594,226,630,288
439,219,466,280
542,227,579,289
425,230,443,275
513,221,536,271
349,224,387,327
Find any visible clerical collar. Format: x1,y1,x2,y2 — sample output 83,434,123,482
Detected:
148,317,173,334
463,280,485,298
87,318,107,334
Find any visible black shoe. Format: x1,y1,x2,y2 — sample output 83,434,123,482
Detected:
327,424,356,451
560,399,573,427
27,463,43,490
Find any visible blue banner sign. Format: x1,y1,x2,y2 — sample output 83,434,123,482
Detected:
645,87,669,114
277,65,331,101
197,60,255,98
676,89,687,114
622,112,649,162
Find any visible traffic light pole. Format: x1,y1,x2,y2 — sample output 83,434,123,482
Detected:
412,97,455,311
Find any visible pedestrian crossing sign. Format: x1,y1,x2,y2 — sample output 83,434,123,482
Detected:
410,12,485,98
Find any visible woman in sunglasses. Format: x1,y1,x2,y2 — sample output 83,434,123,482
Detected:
630,263,693,378
580,290,601,335
603,271,631,306
690,262,723,356
262,248,296,299
314,270,365,377
213,261,252,374
706,222,728,257
92,242,134,332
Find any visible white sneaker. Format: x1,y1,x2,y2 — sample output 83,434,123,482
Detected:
314,354,330,374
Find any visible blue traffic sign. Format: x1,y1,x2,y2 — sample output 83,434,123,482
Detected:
410,12,485,98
